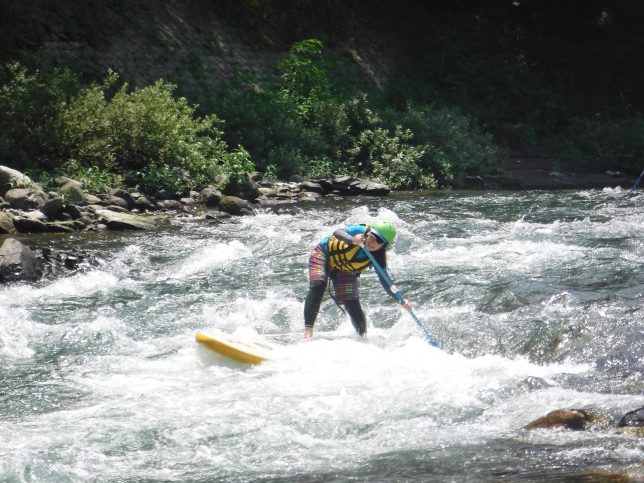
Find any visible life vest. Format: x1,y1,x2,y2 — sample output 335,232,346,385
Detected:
327,234,371,272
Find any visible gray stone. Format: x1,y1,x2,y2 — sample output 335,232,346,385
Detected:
299,181,325,194
59,183,101,206
218,196,255,216
619,407,644,427
0,166,32,196
199,187,223,207
223,178,260,201
42,195,65,218
94,208,157,231
0,238,43,282
13,217,50,233
4,188,46,211
109,188,136,210
0,211,16,234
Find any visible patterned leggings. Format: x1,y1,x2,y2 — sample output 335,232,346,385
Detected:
304,244,367,335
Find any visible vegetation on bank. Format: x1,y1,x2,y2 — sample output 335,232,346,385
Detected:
1,32,643,196
0,39,507,195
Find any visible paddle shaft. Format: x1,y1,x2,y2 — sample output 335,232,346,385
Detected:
630,169,644,192
360,244,441,348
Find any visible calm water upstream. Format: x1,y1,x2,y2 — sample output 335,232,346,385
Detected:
1,188,642,482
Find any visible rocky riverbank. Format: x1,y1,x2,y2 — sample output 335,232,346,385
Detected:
1,161,639,283
0,165,390,282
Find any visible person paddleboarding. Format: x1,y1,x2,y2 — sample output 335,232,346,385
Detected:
303,220,411,340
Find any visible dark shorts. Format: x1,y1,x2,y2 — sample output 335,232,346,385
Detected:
308,244,360,302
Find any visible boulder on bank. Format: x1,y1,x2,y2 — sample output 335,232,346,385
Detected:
0,166,33,195
4,188,47,211
0,211,16,234
0,238,43,282
13,216,77,233
93,208,158,230
59,182,101,206
199,187,223,207
223,178,260,201
315,175,391,196
218,196,255,216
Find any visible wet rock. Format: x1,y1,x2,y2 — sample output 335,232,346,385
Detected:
4,188,47,211
223,178,260,201
309,175,390,196
41,194,65,218
132,194,156,211
94,208,158,231
63,204,83,219
0,166,32,195
199,187,223,207
299,181,325,194
155,199,184,211
0,211,16,234
12,210,76,233
524,409,609,431
109,188,136,210
218,195,255,216
618,407,644,427
0,238,43,282
59,182,101,206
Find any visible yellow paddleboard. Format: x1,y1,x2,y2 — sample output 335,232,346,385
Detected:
195,330,276,364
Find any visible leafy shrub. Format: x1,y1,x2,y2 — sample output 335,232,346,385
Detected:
61,72,230,194
222,146,255,184
391,103,506,186
349,126,435,189
554,115,644,172
0,62,78,170
279,39,330,120
56,159,123,194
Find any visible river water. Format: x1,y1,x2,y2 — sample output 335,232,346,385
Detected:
1,189,642,482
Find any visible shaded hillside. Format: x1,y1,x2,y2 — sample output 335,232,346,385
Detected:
7,1,644,113
2,0,644,187
1,0,404,94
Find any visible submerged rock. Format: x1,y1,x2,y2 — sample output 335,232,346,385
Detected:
524,409,609,431
618,407,644,427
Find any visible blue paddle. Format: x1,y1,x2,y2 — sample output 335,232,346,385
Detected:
360,244,441,348
630,169,644,193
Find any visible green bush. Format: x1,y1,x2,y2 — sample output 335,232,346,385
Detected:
61,72,231,194
56,159,123,194
0,62,78,170
554,115,644,172
349,125,435,189
279,39,330,120
391,103,506,186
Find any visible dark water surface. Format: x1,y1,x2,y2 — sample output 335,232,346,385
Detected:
1,188,642,481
